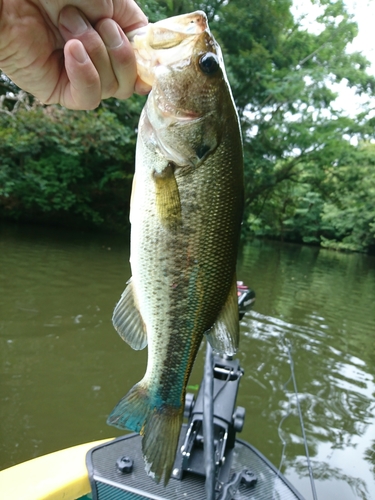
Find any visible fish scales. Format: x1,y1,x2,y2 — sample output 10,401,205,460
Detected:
136,134,242,397
108,11,244,485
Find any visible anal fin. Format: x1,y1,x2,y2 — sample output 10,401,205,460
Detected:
112,279,148,350
205,276,240,356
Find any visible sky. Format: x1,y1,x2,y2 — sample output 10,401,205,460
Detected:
292,0,375,117
346,0,375,70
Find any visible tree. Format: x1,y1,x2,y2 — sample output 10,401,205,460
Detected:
1,0,375,251
0,101,138,230
320,142,375,252
138,0,375,251
208,0,375,252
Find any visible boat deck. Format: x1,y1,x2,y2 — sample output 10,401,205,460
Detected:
87,429,304,500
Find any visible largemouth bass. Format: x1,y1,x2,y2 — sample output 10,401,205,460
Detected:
107,11,244,485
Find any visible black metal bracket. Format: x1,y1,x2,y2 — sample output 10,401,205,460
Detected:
173,356,245,483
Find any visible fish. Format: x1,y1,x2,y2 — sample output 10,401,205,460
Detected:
107,11,244,485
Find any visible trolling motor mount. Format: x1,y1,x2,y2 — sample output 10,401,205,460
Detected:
172,355,248,488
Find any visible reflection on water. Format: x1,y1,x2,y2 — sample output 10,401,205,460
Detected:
1,225,375,499
237,241,375,500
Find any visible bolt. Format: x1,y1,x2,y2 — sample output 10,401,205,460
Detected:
116,456,133,473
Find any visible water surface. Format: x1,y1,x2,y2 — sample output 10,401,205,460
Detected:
1,224,374,499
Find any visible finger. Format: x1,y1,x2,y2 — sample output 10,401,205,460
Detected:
61,39,102,109
59,6,119,100
96,18,137,100
40,0,148,30
111,0,148,32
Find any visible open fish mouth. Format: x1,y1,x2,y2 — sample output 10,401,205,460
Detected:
126,11,210,87
127,11,207,43
126,26,147,42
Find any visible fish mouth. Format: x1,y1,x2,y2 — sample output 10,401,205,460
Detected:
126,12,209,87
127,11,207,44
127,26,147,42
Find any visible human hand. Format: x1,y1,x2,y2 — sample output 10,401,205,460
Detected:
0,0,150,109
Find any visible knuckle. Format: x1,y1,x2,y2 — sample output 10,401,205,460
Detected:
101,78,119,99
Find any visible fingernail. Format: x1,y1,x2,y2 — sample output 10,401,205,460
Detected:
60,7,89,35
70,42,88,64
100,20,123,49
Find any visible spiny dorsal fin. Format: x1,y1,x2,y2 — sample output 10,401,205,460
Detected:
153,162,182,230
205,276,239,356
112,279,148,350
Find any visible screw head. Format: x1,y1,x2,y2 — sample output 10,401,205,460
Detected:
241,469,257,487
116,456,133,473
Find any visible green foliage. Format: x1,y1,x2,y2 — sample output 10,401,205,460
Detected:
205,0,375,253
1,0,375,251
0,101,140,229
248,142,375,252
320,143,375,252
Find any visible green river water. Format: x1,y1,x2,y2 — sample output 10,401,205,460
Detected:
1,223,374,500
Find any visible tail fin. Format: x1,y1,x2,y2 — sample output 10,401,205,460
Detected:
107,383,183,485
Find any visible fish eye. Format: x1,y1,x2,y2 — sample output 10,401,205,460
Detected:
199,53,220,75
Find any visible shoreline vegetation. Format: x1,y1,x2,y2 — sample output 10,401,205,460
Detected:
1,0,375,254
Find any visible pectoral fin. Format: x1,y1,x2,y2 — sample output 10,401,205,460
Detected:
153,162,182,230
205,276,239,356
112,279,148,350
